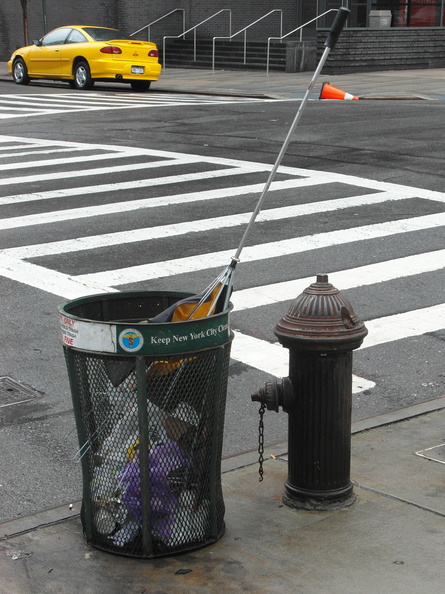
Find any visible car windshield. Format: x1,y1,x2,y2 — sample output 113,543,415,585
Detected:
81,27,131,42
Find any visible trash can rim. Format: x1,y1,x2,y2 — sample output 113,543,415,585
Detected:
59,290,196,324
58,290,233,356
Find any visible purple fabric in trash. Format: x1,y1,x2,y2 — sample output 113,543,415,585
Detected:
119,441,190,539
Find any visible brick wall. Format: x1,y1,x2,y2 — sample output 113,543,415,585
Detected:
0,0,299,60
317,27,445,73
119,0,299,46
1,0,118,60
2,1,445,72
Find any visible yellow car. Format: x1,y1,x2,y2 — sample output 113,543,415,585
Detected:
8,25,162,92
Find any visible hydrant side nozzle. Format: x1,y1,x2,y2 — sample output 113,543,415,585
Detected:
251,382,278,412
251,390,262,403
251,378,294,413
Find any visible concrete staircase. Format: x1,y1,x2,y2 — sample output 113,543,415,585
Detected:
160,29,445,74
317,28,445,74
161,38,287,71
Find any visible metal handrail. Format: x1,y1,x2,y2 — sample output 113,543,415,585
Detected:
163,9,232,69
212,10,283,71
266,9,338,74
130,9,186,42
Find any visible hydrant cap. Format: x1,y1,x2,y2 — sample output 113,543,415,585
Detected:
274,274,368,350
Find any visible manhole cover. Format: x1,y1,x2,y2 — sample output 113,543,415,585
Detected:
0,377,39,408
415,443,445,465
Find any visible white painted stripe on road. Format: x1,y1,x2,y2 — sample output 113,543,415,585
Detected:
0,255,118,300
0,139,45,146
0,252,442,383
0,95,149,106
0,175,311,208
75,212,445,286
362,304,445,348
0,153,199,178
2,255,440,390
1,164,444,212
0,142,61,151
0,94,270,120
0,187,418,247
0,106,161,119
1,136,444,386
230,331,375,392
0,161,268,192
0,135,266,161
231,249,445,310
0,105,63,112
0,147,91,160
0,132,445,201
0,178,318,223
0,110,63,119
231,303,445,381
0,134,148,152
231,332,288,377
2,189,411,249
0,133,443,198
0,149,148,171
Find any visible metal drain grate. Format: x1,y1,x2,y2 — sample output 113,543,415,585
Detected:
415,443,445,465
0,377,39,408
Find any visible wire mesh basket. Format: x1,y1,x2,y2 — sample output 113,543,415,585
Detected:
60,291,232,557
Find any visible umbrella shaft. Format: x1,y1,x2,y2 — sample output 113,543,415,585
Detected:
232,45,332,262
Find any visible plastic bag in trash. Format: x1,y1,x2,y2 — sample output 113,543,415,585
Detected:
119,441,191,540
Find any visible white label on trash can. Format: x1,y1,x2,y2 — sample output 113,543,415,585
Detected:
59,315,117,352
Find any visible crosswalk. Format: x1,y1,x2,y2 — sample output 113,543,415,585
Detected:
1,133,445,393
0,92,279,119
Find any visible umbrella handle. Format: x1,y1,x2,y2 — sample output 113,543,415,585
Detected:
232,7,350,263
325,7,351,50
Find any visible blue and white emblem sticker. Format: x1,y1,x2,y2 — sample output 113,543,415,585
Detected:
118,328,144,352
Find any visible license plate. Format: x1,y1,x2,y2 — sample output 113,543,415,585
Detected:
131,66,144,74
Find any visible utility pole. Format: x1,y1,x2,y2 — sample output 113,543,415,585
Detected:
20,0,29,46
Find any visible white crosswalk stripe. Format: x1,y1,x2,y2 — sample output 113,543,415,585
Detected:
1,134,444,395
0,92,280,119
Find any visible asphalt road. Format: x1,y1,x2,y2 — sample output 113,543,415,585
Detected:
0,80,444,521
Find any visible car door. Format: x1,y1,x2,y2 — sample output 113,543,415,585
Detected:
27,28,72,76
59,28,90,77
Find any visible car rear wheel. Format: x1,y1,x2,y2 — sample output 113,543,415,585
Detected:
13,58,30,85
131,81,151,92
73,61,94,90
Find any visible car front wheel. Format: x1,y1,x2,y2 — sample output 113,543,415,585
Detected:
73,61,94,90
13,58,30,85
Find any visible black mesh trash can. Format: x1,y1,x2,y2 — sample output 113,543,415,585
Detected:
59,291,233,558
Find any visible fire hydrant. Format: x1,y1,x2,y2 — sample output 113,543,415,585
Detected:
252,274,368,510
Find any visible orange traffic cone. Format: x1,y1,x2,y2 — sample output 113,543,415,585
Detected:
319,82,359,100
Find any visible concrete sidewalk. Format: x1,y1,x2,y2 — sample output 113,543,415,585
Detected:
1,397,445,593
152,66,445,100
1,61,445,99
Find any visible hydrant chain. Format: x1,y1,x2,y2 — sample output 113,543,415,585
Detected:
257,403,266,482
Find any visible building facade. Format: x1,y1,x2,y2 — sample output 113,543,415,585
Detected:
1,1,444,61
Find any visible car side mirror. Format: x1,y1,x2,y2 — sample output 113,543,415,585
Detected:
33,39,42,46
